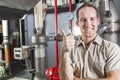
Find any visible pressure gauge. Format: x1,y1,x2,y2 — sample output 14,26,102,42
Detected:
65,12,73,21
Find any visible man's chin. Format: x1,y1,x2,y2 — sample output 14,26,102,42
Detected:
84,34,97,39
84,34,93,38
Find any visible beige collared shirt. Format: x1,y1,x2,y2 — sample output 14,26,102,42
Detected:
59,35,120,79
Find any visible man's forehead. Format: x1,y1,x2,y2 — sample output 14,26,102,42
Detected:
78,7,97,17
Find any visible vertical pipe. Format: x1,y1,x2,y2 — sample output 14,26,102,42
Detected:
19,19,23,47
2,20,11,75
34,0,43,34
104,0,110,17
104,0,110,12
69,0,72,33
69,0,72,12
54,0,59,67
4,45,9,64
2,20,9,64
0,49,2,61
2,20,8,42
33,1,47,80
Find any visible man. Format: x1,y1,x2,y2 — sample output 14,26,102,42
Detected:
59,2,120,80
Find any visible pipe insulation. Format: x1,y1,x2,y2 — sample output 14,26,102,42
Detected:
34,0,43,34
2,20,8,43
2,20,11,76
2,20,10,64
104,0,110,12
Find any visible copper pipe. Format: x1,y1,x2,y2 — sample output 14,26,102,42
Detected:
4,47,10,63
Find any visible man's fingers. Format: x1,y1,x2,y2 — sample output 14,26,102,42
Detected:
60,29,66,37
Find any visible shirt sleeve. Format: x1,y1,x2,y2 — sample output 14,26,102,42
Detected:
105,43,120,72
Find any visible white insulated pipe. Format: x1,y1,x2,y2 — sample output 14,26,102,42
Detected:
34,0,43,34
104,0,110,12
2,20,8,43
2,20,8,37
2,20,11,75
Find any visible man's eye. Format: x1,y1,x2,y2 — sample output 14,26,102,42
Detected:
91,18,96,21
80,19,86,22
91,18,94,20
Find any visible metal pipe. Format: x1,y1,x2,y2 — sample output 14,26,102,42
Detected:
33,1,48,79
34,45,46,79
2,20,11,75
2,20,8,44
99,0,120,43
34,0,43,34
32,34,47,80
19,19,23,47
54,0,59,67
69,0,72,12
105,0,110,12
104,0,110,17
69,0,73,33
2,20,9,64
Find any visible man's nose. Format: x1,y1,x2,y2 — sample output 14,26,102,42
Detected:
85,20,91,27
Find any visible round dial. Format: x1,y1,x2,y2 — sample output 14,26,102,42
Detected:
65,12,73,21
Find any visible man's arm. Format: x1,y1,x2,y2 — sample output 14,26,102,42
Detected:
59,47,74,80
74,70,120,80
59,29,75,80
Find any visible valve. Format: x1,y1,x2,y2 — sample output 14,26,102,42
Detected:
46,66,60,80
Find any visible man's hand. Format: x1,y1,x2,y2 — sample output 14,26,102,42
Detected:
60,29,75,52
59,29,75,80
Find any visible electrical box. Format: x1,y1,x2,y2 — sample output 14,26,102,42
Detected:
14,47,29,60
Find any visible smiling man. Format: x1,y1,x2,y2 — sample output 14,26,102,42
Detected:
59,2,120,80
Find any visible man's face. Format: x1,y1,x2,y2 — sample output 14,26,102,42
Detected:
76,6,100,38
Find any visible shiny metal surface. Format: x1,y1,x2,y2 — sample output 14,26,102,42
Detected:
0,0,40,19
105,23,120,32
32,34,48,45
0,0,40,11
99,0,120,43
99,0,119,23
103,32,119,43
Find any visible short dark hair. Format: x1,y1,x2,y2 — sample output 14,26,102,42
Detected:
76,2,98,19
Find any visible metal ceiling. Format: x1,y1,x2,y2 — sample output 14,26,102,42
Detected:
0,0,40,20
0,0,120,20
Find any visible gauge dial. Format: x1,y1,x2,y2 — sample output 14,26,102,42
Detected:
65,12,73,21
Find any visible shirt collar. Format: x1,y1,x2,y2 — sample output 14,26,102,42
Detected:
76,35,102,46
93,35,102,45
